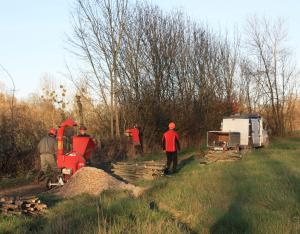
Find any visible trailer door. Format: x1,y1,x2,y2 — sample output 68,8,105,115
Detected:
251,119,260,147
222,118,248,146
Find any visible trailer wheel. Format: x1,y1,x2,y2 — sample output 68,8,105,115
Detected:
236,144,241,152
46,178,53,190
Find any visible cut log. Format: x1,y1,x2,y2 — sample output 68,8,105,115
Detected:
1,204,18,209
0,196,48,216
22,198,39,204
20,196,38,200
35,204,47,210
14,201,24,206
0,198,14,204
26,207,36,212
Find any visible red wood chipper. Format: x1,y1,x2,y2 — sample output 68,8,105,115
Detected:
46,118,96,189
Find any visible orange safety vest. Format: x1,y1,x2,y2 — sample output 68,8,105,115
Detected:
162,130,180,152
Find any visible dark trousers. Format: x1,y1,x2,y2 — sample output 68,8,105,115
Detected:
166,151,178,172
134,144,143,156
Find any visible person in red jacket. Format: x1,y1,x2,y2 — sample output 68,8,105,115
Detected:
162,122,180,174
77,125,90,137
125,124,143,156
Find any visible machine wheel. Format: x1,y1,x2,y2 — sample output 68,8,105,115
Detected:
46,178,53,190
236,144,241,152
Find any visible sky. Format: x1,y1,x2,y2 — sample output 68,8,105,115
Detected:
0,0,299,99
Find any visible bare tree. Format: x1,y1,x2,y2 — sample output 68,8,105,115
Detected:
69,1,299,148
0,64,16,147
70,0,128,139
245,16,298,135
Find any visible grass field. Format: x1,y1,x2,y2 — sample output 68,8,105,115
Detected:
1,137,300,234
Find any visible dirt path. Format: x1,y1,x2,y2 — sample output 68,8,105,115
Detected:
0,153,200,198
0,182,46,197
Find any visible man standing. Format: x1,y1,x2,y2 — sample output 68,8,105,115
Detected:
78,125,90,137
162,122,180,174
77,125,93,165
125,124,143,156
37,128,58,180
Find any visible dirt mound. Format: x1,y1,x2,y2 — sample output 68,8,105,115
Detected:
56,167,144,198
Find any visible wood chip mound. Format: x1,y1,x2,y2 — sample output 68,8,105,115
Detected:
0,196,47,216
56,167,144,198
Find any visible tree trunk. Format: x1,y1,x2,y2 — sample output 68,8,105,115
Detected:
110,68,115,139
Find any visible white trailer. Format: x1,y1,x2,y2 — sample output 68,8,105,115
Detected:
221,114,268,148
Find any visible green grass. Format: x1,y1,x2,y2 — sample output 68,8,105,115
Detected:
0,176,34,190
1,138,300,233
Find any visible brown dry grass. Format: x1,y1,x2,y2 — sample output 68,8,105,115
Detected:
293,100,300,130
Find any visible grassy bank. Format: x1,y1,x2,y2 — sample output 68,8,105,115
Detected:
1,137,300,233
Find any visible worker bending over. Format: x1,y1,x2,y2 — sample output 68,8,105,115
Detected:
37,128,58,180
162,122,180,174
125,124,143,156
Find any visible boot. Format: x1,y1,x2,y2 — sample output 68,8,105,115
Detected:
164,167,171,175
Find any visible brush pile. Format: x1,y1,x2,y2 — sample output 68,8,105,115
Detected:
198,150,241,165
0,196,47,216
111,161,166,182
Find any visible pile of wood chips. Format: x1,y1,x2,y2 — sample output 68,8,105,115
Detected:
198,150,242,165
112,161,166,182
0,196,47,216
56,167,144,198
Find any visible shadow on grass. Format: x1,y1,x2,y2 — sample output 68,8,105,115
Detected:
149,200,198,234
263,158,300,205
176,155,195,173
20,193,192,234
259,155,300,232
210,198,251,234
211,146,300,234
38,193,63,208
210,160,252,233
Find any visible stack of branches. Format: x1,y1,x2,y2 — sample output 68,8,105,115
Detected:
0,196,47,216
111,161,166,182
198,150,242,165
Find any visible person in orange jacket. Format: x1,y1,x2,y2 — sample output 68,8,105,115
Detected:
77,125,90,137
125,124,143,156
77,125,94,165
162,122,180,174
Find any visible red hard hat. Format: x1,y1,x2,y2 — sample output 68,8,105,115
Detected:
79,126,87,130
168,122,175,130
49,128,57,135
